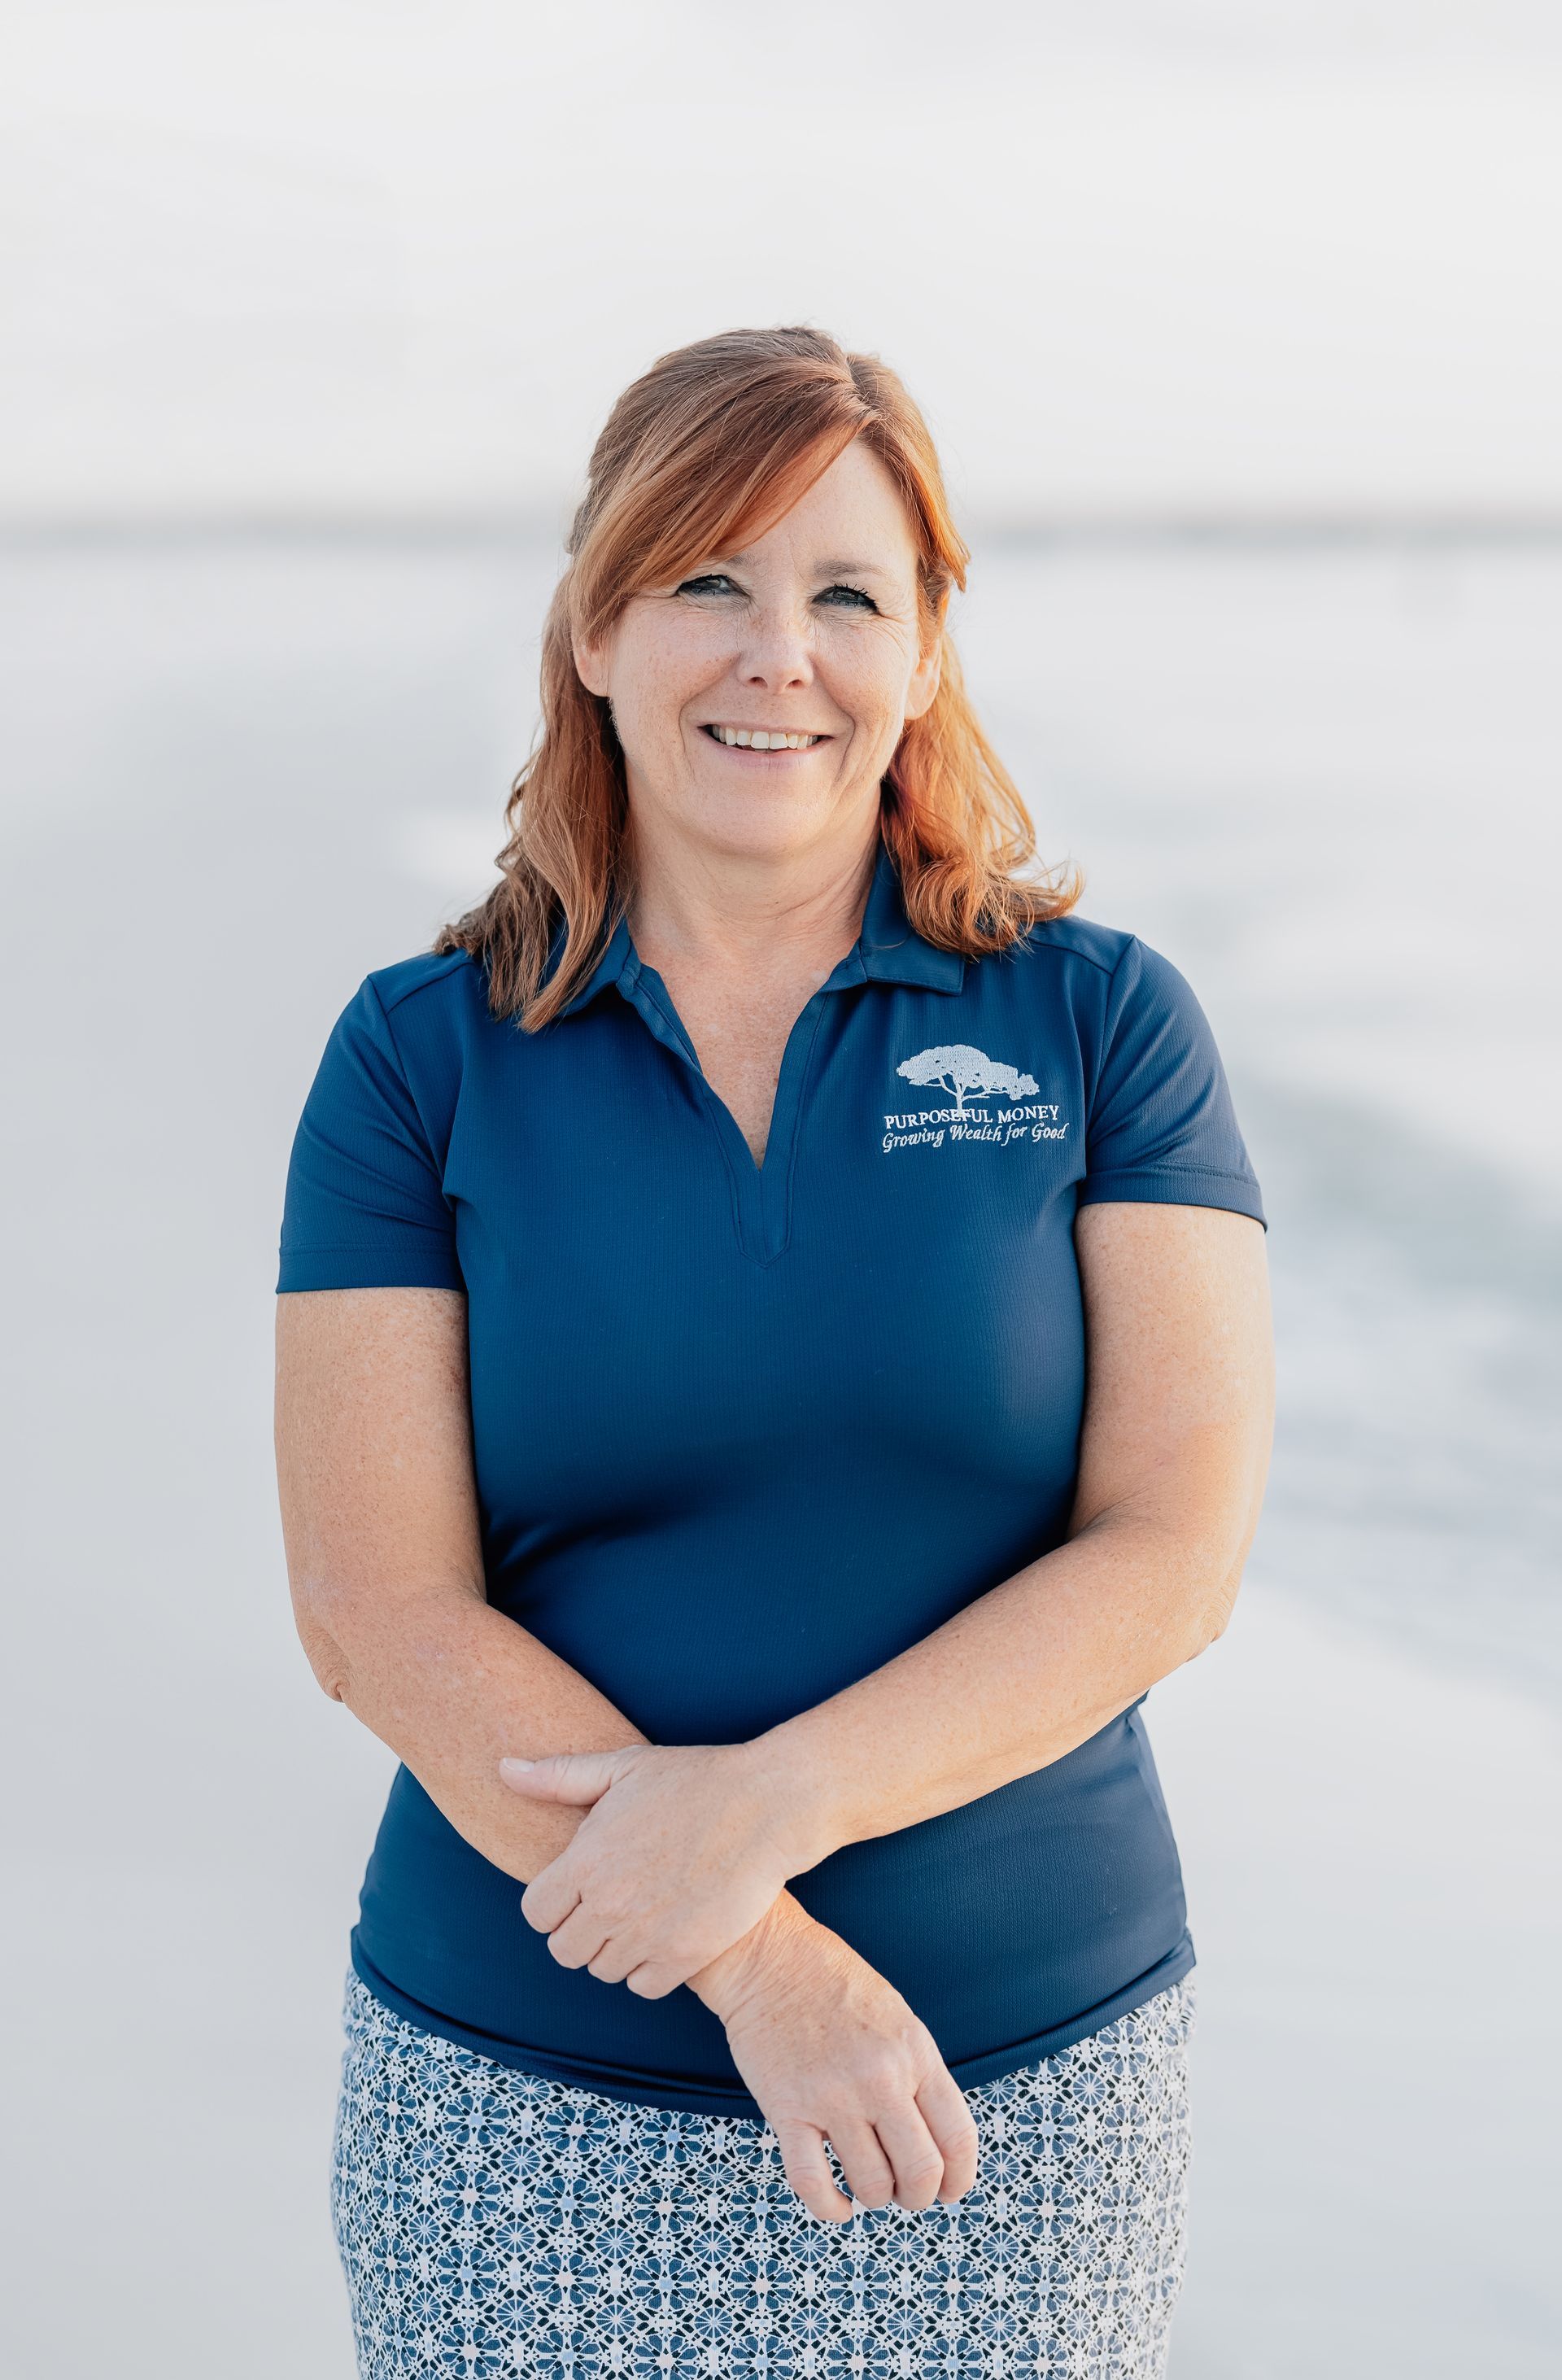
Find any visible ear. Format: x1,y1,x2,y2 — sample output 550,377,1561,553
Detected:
571,624,611,698
902,632,943,726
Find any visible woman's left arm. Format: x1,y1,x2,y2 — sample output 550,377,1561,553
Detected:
501,1201,1272,1994
748,1199,1274,1858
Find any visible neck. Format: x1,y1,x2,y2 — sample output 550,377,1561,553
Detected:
624,809,883,982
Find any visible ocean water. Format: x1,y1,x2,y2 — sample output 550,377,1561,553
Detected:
958,544,1562,1705
2,534,1557,2377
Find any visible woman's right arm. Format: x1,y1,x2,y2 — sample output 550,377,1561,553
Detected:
273,1282,978,2220
274,1282,652,1885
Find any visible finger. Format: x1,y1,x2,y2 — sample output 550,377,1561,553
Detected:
867,2098,947,2212
498,1751,619,1806
770,2120,856,2225
538,1903,613,1972
621,1958,690,2002
823,2116,895,2212
586,1938,641,1986
914,2066,982,2203
519,1866,582,1935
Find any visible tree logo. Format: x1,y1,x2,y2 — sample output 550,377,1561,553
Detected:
895,1043,1039,1115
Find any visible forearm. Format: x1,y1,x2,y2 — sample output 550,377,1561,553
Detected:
299,1579,652,1884
745,1504,1246,1867
300,1577,821,1996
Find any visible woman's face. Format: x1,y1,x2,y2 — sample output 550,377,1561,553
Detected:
573,436,941,871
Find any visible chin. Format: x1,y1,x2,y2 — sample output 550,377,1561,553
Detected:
687,801,835,864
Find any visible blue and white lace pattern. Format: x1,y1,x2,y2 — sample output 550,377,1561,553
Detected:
331,1967,1197,2378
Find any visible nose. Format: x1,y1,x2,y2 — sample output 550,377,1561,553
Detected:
734,598,814,692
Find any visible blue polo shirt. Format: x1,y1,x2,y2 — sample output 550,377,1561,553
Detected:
277,834,1266,2118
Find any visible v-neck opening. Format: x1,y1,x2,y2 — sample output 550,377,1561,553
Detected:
623,950,862,1265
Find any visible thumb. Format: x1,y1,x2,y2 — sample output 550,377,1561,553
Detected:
497,1749,626,1806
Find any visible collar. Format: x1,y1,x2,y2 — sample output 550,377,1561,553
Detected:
549,836,965,1020
857,838,966,992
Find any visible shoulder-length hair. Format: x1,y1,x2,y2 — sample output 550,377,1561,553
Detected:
434,325,1083,1027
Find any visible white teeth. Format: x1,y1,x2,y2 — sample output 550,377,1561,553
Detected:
710,725,820,749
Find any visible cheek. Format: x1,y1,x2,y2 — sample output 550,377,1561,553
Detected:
617,630,729,740
827,638,917,738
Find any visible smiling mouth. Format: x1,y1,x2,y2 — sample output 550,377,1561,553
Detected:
700,724,830,751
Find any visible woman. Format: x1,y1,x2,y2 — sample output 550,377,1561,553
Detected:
274,324,1273,2379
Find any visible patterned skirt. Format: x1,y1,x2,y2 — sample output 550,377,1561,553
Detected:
331,1967,1198,2379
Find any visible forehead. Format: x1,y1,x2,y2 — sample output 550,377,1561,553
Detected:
726,439,918,573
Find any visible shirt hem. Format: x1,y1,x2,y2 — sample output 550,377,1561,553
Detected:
347,1931,1198,2124
277,1247,465,1293
1078,1168,1267,1229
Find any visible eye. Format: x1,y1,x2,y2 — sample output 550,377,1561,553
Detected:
818,582,877,611
674,572,738,598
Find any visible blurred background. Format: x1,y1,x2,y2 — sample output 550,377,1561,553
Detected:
2,5,1559,2374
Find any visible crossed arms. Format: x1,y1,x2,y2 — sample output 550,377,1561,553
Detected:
273,1199,1272,2215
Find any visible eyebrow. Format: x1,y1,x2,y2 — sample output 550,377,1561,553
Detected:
718,549,897,581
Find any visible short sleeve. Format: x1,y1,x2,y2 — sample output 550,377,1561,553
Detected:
277,976,465,1292
1078,937,1267,1228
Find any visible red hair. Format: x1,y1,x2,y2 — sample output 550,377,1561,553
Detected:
434,325,1082,1024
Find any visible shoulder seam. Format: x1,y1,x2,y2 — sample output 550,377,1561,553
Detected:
363,972,414,1085
371,948,478,1016
362,973,455,1178
1012,925,1132,984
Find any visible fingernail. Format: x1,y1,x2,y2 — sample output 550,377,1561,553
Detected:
500,1758,536,1772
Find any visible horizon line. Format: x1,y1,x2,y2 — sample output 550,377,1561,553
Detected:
6,506,1562,550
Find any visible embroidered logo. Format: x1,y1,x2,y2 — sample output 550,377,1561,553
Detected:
884,1043,1069,1152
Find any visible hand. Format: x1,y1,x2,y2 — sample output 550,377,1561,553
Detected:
688,1891,982,2225
497,1740,829,1998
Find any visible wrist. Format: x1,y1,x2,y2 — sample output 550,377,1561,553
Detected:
732,1723,848,1876
687,1885,817,2022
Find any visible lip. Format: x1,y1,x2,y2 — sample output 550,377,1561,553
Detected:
700,741,823,764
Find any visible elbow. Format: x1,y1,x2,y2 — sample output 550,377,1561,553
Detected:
299,1620,353,1702
1180,1616,1229,1670
1188,1474,1268,1658
1186,1553,1249,1660
314,1651,351,1704
290,1587,355,1703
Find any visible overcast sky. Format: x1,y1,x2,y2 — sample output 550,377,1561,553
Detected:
5,1,1561,524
